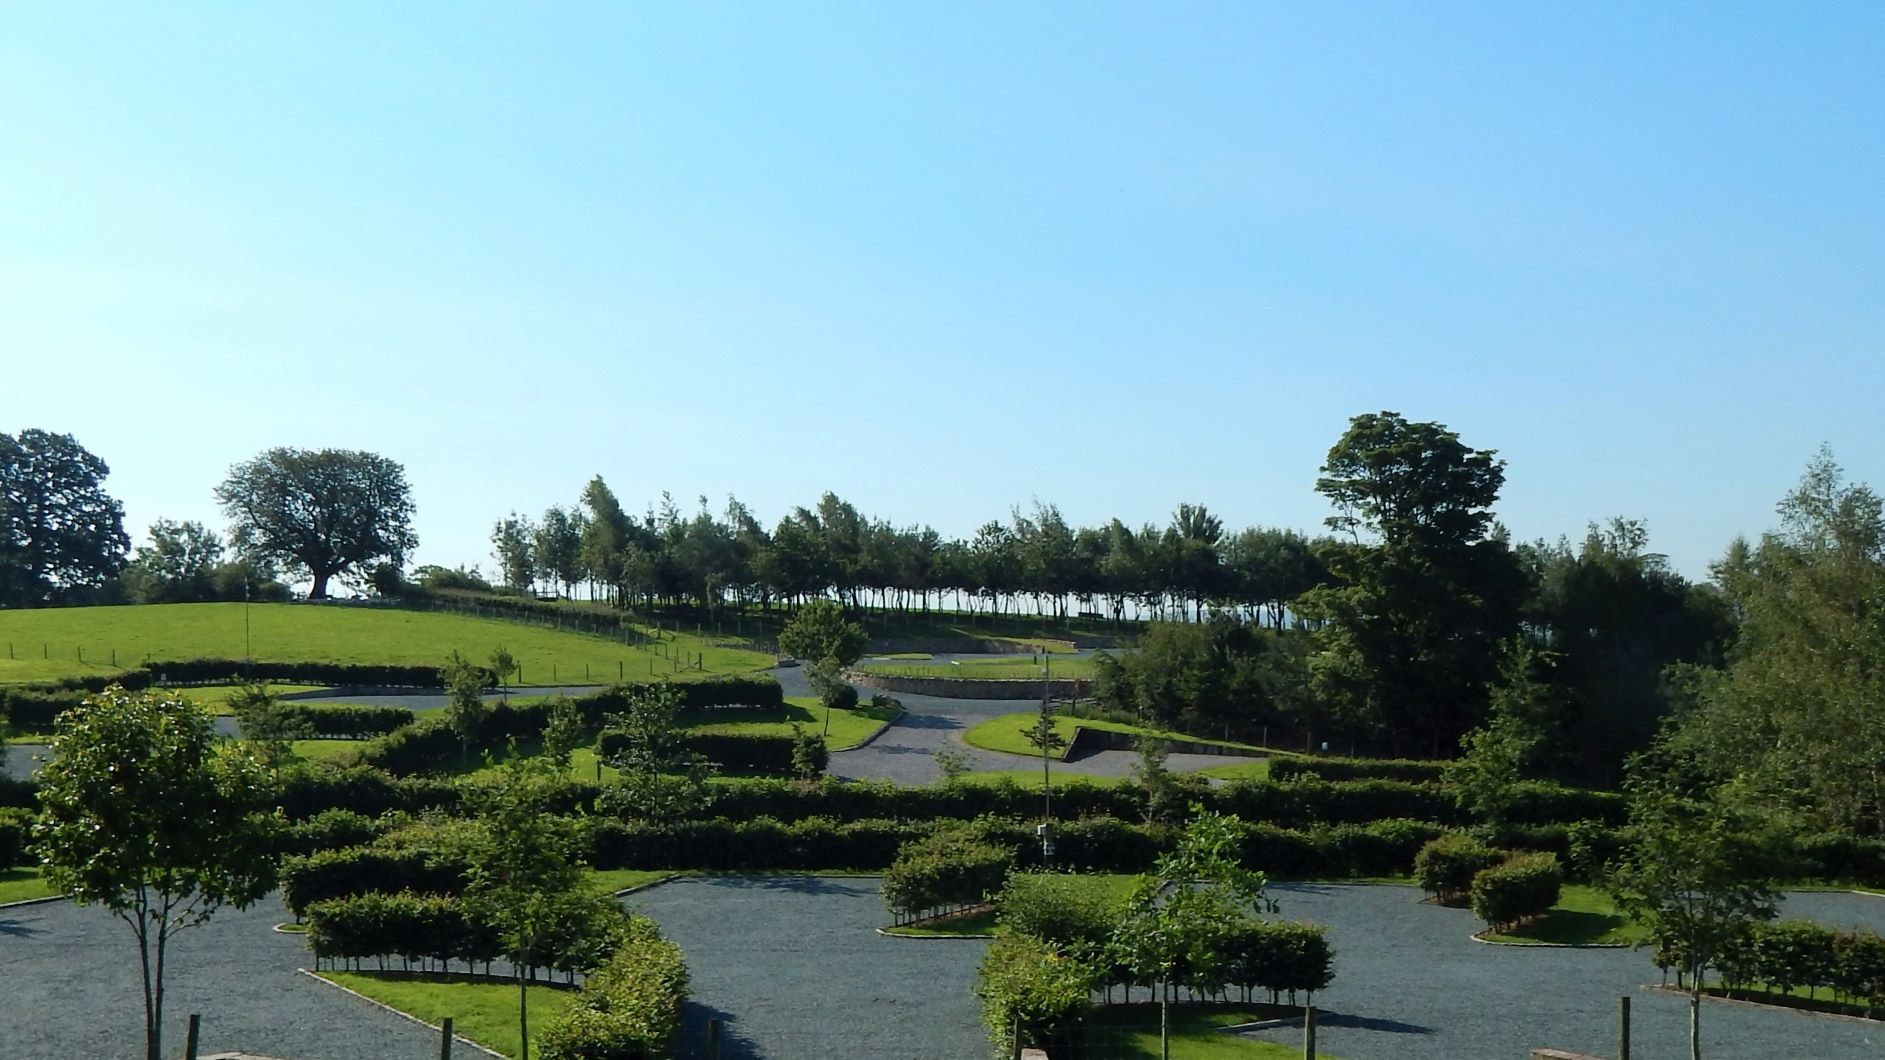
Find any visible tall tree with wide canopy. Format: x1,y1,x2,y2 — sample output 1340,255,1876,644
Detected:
215,447,416,599
122,518,225,604
0,428,129,605
1298,412,1525,755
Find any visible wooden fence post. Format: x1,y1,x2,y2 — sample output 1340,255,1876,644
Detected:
440,1016,454,1060
184,1014,201,1060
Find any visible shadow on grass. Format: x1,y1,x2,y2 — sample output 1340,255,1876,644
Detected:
1490,907,1635,946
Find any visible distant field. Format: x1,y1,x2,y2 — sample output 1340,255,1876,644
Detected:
855,655,1100,680
0,603,773,685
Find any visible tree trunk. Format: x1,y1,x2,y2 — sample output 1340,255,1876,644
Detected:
1689,987,1702,1060
136,920,158,1060
519,969,530,1060
310,570,333,599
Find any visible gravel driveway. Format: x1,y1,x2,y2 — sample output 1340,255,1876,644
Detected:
0,894,443,1059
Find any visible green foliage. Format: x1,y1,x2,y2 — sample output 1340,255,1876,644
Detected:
281,846,469,918
121,518,226,604
542,696,587,771
1666,452,1885,836
974,933,1096,1056
1093,619,1296,736
0,429,129,606
1130,738,1199,826
1297,411,1526,756
216,446,417,599
789,723,827,781
883,825,1016,918
306,891,500,965
1469,852,1562,932
996,872,1128,955
440,650,491,765
1414,834,1507,905
0,806,32,869
1267,756,1447,783
1445,640,1560,826
33,686,282,1060
537,917,690,1060
778,599,867,669
1111,809,1276,999
934,746,974,784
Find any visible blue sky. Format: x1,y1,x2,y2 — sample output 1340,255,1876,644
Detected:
2,3,1880,582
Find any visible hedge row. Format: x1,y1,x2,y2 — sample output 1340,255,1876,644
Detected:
276,809,401,858
594,730,806,775
1469,852,1563,933
1712,920,1885,1010
281,847,470,917
0,778,36,811
540,917,692,1060
305,890,630,978
1268,756,1448,783
276,767,462,821
280,703,416,739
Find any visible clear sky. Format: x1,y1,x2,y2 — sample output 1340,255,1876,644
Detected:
3,3,1880,583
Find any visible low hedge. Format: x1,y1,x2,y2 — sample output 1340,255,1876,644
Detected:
276,809,399,858
1414,834,1507,905
1268,756,1449,784
1217,778,1461,827
0,777,37,811
1710,919,1885,1010
594,730,801,775
1470,852,1563,933
975,934,1095,1057
539,916,691,1060
281,847,470,918
0,806,32,869
275,767,461,821
306,891,499,967
882,828,1015,919
1216,919,1337,1002
279,703,415,739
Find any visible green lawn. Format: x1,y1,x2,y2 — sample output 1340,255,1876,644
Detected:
172,683,326,715
0,602,772,686
857,655,1100,680
1699,980,1883,1020
1081,1003,1330,1058
0,866,59,904
954,769,1131,788
685,696,899,750
587,868,680,894
1481,884,1645,946
1198,759,1274,781
287,739,371,764
320,970,579,1059
964,712,1274,760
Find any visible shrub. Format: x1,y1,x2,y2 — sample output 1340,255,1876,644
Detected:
996,873,1124,953
0,806,33,868
821,681,859,712
277,809,397,858
1268,756,1448,784
0,777,37,811
538,916,691,1060
304,891,499,967
279,703,415,739
882,827,1015,919
1414,834,1506,905
1469,852,1562,933
1219,920,1336,1002
974,934,1095,1057
274,766,460,820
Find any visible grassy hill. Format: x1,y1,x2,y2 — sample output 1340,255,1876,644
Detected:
0,602,774,685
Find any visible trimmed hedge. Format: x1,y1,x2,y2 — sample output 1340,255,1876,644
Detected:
1268,756,1448,784
1414,834,1507,905
595,730,801,775
1470,852,1563,933
539,917,692,1060
882,828,1014,919
1709,919,1885,1012
1217,778,1460,827
275,767,461,821
279,703,415,739
276,809,399,858
281,847,470,918
1217,920,1337,1001
306,891,499,966
976,934,1096,1057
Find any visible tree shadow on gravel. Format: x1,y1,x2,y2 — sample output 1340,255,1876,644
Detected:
676,1000,762,1060
0,917,42,938
1316,1011,1434,1034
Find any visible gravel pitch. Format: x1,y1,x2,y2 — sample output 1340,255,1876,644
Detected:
0,895,441,1060
626,875,989,1059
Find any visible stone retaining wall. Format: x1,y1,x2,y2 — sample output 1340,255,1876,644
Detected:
1066,725,1265,760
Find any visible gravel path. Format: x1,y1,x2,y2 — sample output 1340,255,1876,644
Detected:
626,875,988,1060
1232,883,1885,1060
782,666,1230,785
0,894,442,1059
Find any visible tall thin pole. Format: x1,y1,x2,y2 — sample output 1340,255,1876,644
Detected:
244,580,253,664
1041,653,1052,823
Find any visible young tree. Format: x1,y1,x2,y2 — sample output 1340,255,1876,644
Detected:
1444,641,1561,827
491,513,538,593
440,651,490,767
34,687,281,1060
465,753,600,1060
1023,697,1068,817
0,428,130,606
533,505,586,597
790,723,827,783
1131,739,1191,827
777,599,867,669
489,645,519,701
1610,781,1780,1060
597,683,712,820
541,696,586,773
228,680,312,775
215,447,417,599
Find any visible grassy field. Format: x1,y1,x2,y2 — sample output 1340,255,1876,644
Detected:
964,712,1274,760
1481,884,1645,946
1081,1003,1330,1058
0,603,773,685
320,970,578,1059
856,655,1100,680
0,866,58,904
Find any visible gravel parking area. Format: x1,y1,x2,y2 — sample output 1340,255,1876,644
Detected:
0,895,441,1059
1234,883,1885,1060
626,875,988,1059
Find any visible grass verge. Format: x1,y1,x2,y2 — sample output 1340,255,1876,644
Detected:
0,866,58,904
964,712,1273,760
1480,884,1644,946
1080,1002,1332,1058
883,906,1000,937
320,970,579,1059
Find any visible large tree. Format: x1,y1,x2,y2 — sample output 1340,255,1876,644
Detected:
34,687,281,1060
1298,412,1525,755
1665,451,1885,834
122,519,226,604
0,428,129,606
215,447,416,599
